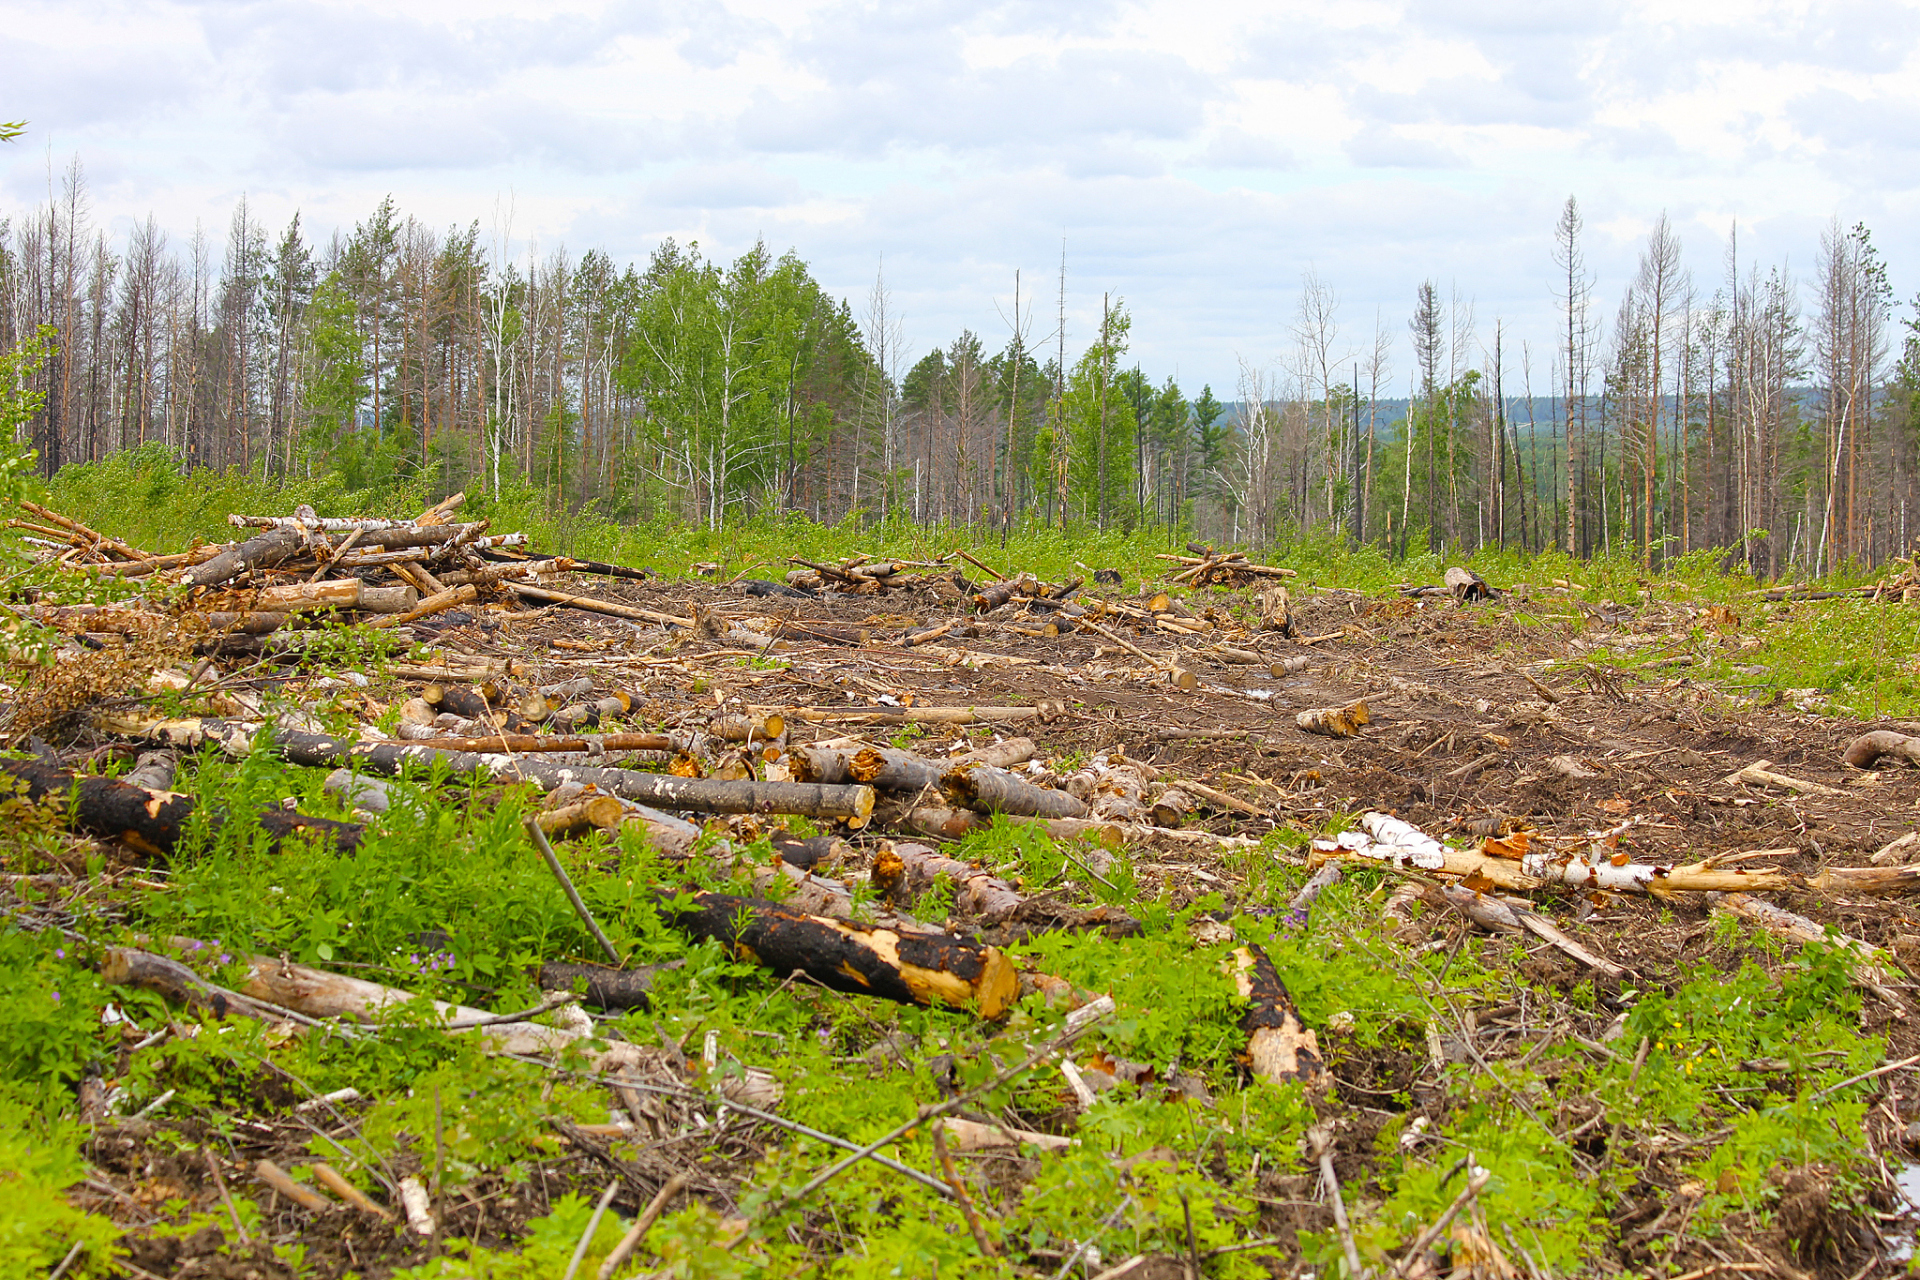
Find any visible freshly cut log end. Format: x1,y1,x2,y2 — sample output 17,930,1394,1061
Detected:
658,891,1020,1017
1295,701,1370,738
1228,944,1326,1088
1168,666,1199,692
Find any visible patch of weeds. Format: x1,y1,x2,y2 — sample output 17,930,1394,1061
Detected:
0,1109,122,1277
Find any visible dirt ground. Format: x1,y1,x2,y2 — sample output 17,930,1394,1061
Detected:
56,566,1920,1277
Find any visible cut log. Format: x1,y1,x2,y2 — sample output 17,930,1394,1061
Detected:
396,731,676,755
184,528,305,589
710,713,785,742
657,890,1019,1017
1444,566,1495,602
535,961,670,1011
870,841,1024,921
423,683,492,721
943,761,1088,819
203,611,289,635
775,703,1065,727
1843,731,1920,769
121,720,876,827
249,578,418,615
0,758,360,858
1228,945,1325,1087
1296,701,1370,737
902,807,1124,847
847,737,1038,792
368,583,474,628
938,1117,1073,1153
108,941,649,1066
508,584,692,629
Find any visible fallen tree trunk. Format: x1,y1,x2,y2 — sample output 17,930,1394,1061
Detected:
773,703,1065,727
116,719,876,827
902,806,1123,847
1313,811,1920,898
384,731,676,754
1708,892,1906,1013
656,890,1019,1017
0,757,360,858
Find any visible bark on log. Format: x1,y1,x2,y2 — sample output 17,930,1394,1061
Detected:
370,584,475,628
203,611,290,635
184,529,305,589
871,841,1024,921
656,890,1019,1017
535,961,670,1011
901,806,1124,847
1228,945,1325,1087
850,737,1038,792
0,757,360,857
251,578,418,615
151,943,650,1064
774,703,1064,727
377,731,675,755
943,761,1088,819
1296,701,1370,737
125,719,875,826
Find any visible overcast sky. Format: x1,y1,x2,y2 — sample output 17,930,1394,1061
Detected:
6,0,1919,396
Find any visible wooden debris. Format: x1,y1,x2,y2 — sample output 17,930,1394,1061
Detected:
1721,759,1844,796
1295,701,1370,738
657,891,1020,1017
1227,944,1325,1087
1843,730,1920,769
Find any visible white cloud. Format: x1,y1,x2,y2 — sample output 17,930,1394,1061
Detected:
7,0,1920,392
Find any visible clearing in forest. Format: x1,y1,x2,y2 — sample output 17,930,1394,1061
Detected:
6,498,1920,1279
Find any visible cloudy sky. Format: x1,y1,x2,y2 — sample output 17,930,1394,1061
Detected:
5,0,1918,394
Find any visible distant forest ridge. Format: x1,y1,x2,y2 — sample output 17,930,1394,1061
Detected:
2,177,1916,576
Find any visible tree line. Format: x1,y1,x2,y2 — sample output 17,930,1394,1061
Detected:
4,160,1918,575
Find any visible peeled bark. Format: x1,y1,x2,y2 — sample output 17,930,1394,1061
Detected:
1228,944,1325,1087
1316,811,1920,898
657,890,1019,1017
1296,701,1370,737
943,761,1088,819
